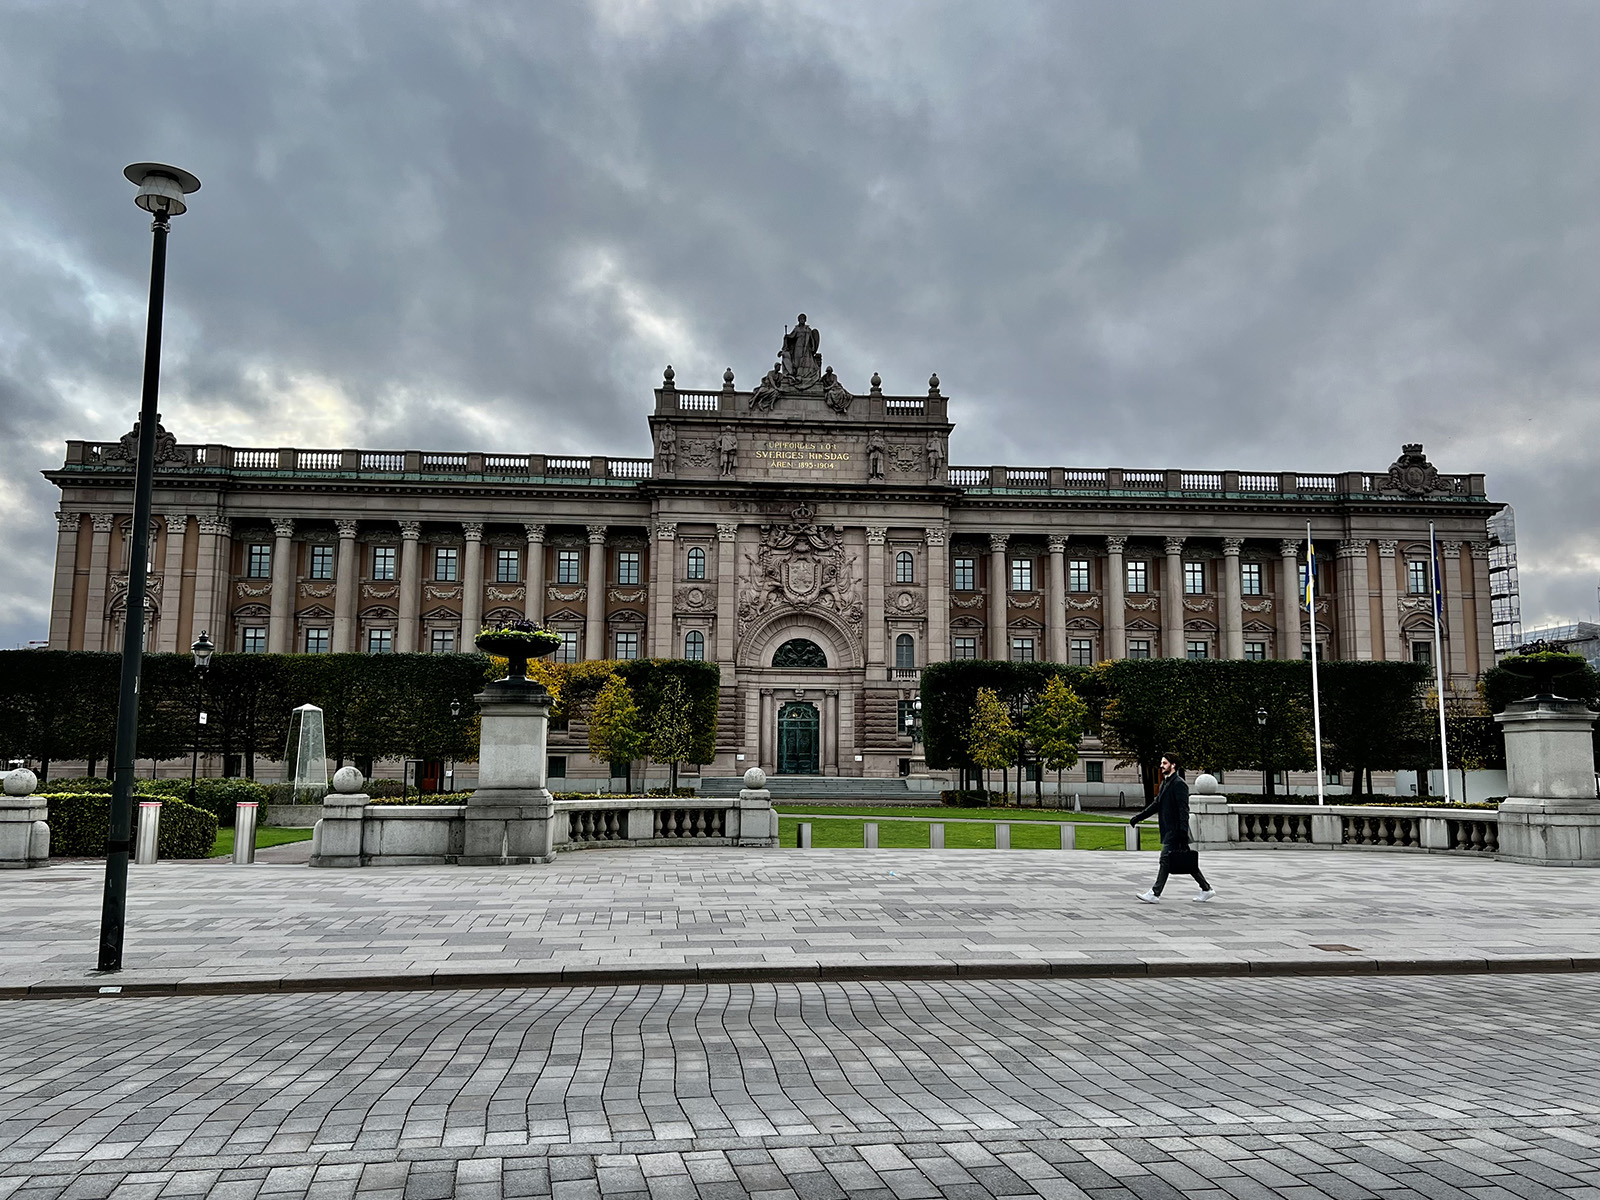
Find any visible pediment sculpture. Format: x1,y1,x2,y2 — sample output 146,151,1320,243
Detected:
737,517,862,638
1380,444,1461,496
748,314,855,414
100,418,188,467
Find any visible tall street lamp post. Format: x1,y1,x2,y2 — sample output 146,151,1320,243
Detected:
97,163,201,973
1257,706,1272,799
187,632,215,807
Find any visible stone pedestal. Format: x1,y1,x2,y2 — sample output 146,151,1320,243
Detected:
1495,697,1600,867
462,677,556,865
0,769,49,869
736,767,778,846
310,766,371,868
1188,773,1232,850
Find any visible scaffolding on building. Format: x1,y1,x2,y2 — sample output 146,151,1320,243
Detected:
1487,505,1522,657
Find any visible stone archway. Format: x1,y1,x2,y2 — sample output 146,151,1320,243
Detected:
738,607,860,670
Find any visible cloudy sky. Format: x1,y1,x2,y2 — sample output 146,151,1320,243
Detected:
2,0,1597,648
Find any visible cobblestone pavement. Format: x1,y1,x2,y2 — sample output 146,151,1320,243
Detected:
3,850,1599,992
2,975,1598,1198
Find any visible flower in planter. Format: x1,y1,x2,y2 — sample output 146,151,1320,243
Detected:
475,619,563,680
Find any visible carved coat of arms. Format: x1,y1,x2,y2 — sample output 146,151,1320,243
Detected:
738,518,862,639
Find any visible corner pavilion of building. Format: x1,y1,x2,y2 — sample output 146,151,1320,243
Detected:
43,318,1500,789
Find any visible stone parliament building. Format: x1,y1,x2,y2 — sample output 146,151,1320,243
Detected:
44,317,1501,783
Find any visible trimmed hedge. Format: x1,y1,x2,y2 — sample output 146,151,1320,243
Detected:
46,793,219,859
940,790,1001,807
37,776,115,794
369,791,474,806
138,778,272,827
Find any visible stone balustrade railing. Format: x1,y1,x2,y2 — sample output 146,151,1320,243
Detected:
1194,801,1500,856
946,467,1488,500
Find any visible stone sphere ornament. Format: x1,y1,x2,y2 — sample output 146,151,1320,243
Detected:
1193,773,1220,795
332,766,365,794
743,766,767,790
3,768,38,797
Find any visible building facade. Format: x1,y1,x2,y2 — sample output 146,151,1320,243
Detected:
43,317,1502,780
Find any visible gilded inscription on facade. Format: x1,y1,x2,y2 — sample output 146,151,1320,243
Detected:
754,439,853,470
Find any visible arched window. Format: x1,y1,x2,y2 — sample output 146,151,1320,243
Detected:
895,633,916,670
772,638,828,668
684,630,705,661
686,547,705,580
895,551,914,584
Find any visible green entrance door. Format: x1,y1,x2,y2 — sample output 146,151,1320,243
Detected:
777,702,820,775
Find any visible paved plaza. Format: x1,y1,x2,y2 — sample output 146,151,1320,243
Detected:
2,849,1599,995
2,850,1599,1197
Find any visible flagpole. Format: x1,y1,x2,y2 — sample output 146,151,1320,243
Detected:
1430,522,1452,804
1306,522,1325,806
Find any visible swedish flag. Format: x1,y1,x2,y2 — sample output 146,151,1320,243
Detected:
1304,537,1316,610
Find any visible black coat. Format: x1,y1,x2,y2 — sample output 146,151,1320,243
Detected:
1132,773,1191,849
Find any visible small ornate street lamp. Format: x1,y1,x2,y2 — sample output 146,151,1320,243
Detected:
1256,707,1272,799
187,632,215,807
448,698,462,792
99,163,201,973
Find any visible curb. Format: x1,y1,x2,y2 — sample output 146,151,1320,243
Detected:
4,955,1599,1002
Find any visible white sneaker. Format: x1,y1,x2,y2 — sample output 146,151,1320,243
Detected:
1137,890,1161,903
1192,890,1216,902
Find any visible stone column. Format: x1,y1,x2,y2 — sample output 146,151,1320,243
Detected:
267,518,296,653
925,526,948,662
192,516,230,650
1163,536,1185,658
1470,541,1494,674
461,522,484,650
988,533,1008,660
462,677,556,866
866,527,887,670
397,521,422,653
1278,539,1300,659
716,523,739,662
156,514,188,653
1104,536,1126,659
585,525,607,660
1221,537,1244,660
1337,539,1373,660
1376,540,1401,660
48,514,80,650
1440,540,1467,681
825,690,840,774
1046,535,1067,662
332,520,360,653
523,524,545,623
652,521,677,657
759,688,774,772
83,513,114,652
1495,697,1600,866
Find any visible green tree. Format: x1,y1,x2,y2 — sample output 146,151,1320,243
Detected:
586,676,648,791
1026,675,1089,802
967,687,1022,800
1093,659,1191,801
1319,660,1429,796
648,675,697,791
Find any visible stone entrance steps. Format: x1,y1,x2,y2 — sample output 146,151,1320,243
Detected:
697,776,917,799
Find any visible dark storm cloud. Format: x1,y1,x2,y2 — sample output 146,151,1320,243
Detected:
2,0,1597,644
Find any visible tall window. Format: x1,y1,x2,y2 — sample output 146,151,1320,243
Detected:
895,633,916,669
685,547,705,580
1011,558,1034,592
495,549,520,583
1011,637,1035,662
305,628,330,654
430,629,456,654
1084,761,1104,783
557,549,581,585
614,631,639,660
1241,562,1262,596
953,636,978,659
1411,641,1432,666
1126,561,1148,593
616,551,641,585
1303,641,1315,660
241,627,266,653
555,630,579,663
1128,639,1152,659
953,557,976,591
247,544,271,579
1184,561,1205,594
684,630,705,660
1069,638,1094,665
434,547,459,582
1407,560,1429,595
367,629,393,654
896,551,914,584
1068,559,1091,592
1187,640,1209,660
309,544,334,580
371,546,396,581
1245,641,1266,661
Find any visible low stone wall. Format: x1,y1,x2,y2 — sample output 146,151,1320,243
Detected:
1191,799,1501,857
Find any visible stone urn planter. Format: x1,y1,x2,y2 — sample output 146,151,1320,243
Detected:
475,620,563,681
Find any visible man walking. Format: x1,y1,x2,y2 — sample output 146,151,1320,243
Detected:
1129,752,1215,902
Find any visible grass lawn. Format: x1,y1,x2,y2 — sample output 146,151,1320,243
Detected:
209,826,314,858
776,810,1161,851
777,804,1133,824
